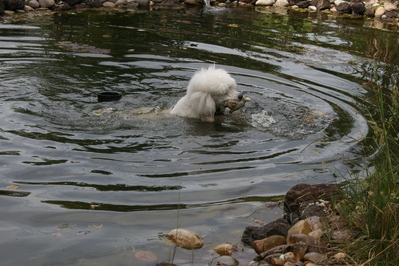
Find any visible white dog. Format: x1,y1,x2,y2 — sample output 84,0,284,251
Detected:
170,66,250,122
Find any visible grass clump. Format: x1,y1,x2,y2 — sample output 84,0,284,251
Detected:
339,84,399,265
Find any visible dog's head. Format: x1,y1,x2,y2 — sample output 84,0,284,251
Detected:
187,66,250,121
222,93,251,114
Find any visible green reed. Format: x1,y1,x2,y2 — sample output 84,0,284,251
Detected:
340,82,399,265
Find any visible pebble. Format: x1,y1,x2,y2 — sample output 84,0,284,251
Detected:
333,252,347,259
303,252,326,262
28,0,40,8
305,216,323,231
103,1,116,6
331,230,350,241
255,0,275,6
38,0,54,8
308,228,323,239
374,6,386,17
275,0,289,7
212,243,235,256
286,220,312,244
384,0,398,11
283,251,295,261
253,235,286,254
4,10,15,15
24,5,35,11
210,256,238,266
165,228,204,250
115,0,127,5
289,234,327,253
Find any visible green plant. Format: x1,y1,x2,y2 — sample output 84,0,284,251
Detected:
339,83,399,265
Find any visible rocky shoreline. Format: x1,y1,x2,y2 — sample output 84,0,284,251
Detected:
159,183,354,266
0,0,399,24
240,183,353,266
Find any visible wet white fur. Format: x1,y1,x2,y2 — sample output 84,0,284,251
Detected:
170,66,241,122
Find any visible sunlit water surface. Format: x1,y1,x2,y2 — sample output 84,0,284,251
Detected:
0,6,396,266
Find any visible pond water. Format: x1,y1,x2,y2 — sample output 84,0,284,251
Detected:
0,6,398,266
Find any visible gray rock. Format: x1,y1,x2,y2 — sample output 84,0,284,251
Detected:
63,0,85,6
275,0,289,6
102,1,116,6
336,2,351,13
85,0,103,8
383,10,398,19
38,0,55,7
136,0,150,6
211,256,239,266
241,218,291,246
115,0,127,5
284,183,341,223
2,0,25,10
315,0,330,10
28,0,40,8
296,0,310,8
365,8,375,17
351,0,365,15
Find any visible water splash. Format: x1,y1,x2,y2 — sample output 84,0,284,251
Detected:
251,110,277,128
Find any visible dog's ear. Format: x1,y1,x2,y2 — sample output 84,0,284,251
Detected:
190,92,216,122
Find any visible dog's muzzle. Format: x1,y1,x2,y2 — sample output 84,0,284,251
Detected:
222,93,251,114
238,93,251,102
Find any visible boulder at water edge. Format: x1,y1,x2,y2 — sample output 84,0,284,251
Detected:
2,0,24,10
38,0,55,8
255,0,275,6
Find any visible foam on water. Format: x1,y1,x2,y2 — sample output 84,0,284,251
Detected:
251,110,277,128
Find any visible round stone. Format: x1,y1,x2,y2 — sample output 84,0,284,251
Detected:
255,0,275,6
38,0,54,8
103,1,116,6
374,6,386,17
28,0,40,8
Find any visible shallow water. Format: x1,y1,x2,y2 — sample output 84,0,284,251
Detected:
0,6,397,265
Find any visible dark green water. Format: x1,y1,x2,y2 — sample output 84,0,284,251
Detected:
0,6,398,265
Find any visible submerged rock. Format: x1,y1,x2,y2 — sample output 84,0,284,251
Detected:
212,243,236,256
134,250,158,262
210,256,239,266
165,228,204,249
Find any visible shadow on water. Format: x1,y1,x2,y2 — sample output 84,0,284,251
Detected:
0,6,398,265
